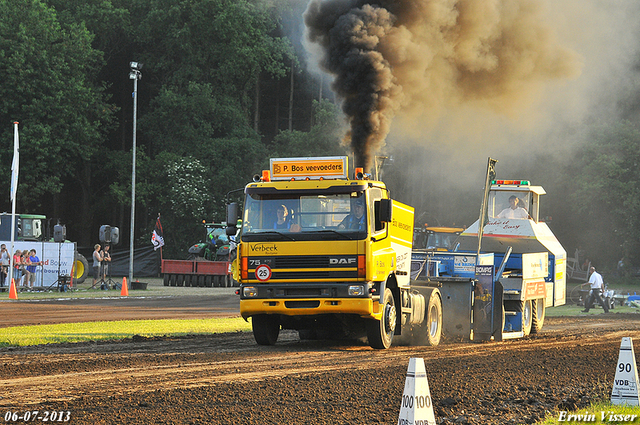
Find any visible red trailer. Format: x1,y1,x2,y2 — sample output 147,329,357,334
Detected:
162,259,234,287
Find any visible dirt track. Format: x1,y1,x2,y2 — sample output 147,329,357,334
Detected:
0,294,639,424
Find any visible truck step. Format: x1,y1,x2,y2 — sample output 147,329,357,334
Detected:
501,331,525,339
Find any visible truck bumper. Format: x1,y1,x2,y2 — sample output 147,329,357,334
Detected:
240,298,378,320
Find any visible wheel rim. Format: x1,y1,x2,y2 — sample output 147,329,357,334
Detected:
428,304,439,338
384,303,396,335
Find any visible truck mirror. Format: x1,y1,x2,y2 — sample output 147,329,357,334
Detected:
226,203,239,236
379,199,392,222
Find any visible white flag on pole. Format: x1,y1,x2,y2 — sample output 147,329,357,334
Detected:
10,122,19,201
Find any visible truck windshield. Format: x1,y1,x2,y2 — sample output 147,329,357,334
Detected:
241,191,367,241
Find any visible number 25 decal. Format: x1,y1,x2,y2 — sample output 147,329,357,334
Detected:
255,264,272,282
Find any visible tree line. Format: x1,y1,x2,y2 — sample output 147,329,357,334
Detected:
0,0,346,258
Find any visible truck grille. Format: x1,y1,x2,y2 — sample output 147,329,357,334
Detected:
248,255,359,281
275,256,329,268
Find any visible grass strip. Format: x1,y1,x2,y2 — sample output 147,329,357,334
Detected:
0,317,251,347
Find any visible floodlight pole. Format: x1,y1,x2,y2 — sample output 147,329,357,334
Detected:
129,62,142,288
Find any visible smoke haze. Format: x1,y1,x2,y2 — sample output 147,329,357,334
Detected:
304,0,582,170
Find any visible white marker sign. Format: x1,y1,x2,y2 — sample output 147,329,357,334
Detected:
397,358,436,425
611,337,640,406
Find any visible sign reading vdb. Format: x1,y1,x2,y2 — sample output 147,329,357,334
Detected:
270,156,348,180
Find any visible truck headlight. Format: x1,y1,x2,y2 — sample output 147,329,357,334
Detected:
348,285,365,296
243,286,258,298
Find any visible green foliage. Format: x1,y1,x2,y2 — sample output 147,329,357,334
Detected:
131,0,293,94
572,122,640,266
141,82,250,157
271,99,346,157
0,0,114,210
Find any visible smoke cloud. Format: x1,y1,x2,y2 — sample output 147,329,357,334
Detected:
304,0,582,171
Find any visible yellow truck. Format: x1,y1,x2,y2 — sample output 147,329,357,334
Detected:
226,156,442,349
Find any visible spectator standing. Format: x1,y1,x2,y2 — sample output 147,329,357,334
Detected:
92,244,103,288
582,266,609,313
28,249,42,289
12,250,22,287
101,245,111,281
0,244,9,287
21,252,31,289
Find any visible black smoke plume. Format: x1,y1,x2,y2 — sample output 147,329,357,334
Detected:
304,0,581,172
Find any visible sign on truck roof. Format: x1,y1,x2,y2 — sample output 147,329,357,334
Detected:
270,156,348,181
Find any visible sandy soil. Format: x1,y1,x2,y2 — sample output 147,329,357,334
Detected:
0,292,639,424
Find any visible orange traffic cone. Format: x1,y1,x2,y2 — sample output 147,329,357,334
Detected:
9,278,18,300
121,277,128,296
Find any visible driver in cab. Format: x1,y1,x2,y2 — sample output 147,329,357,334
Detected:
338,199,366,230
497,195,529,219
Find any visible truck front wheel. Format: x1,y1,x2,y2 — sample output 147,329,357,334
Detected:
366,288,396,349
252,315,280,345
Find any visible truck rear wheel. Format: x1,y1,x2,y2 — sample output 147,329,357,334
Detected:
252,315,280,345
423,290,443,346
523,300,533,336
366,288,396,349
531,299,545,333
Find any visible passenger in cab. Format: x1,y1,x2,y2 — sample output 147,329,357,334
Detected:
338,198,367,230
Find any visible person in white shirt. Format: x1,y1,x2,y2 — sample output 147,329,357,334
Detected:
0,244,9,287
497,196,529,219
582,266,609,313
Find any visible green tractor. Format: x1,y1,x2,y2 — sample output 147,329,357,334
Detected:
187,223,233,261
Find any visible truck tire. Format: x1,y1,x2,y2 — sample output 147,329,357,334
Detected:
205,276,213,287
163,274,169,286
73,253,89,284
531,299,545,333
298,329,319,340
523,300,533,336
252,314,280,345
366,287,396,349
422,289,443,346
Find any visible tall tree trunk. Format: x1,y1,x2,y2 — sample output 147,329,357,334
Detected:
254,76,260,133
289,59,294,131
274,79,280,135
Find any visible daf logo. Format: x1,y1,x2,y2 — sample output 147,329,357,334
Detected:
330,258,357,265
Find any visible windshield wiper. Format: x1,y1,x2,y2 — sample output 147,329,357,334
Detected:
314,229,354,240
252,230,295,241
